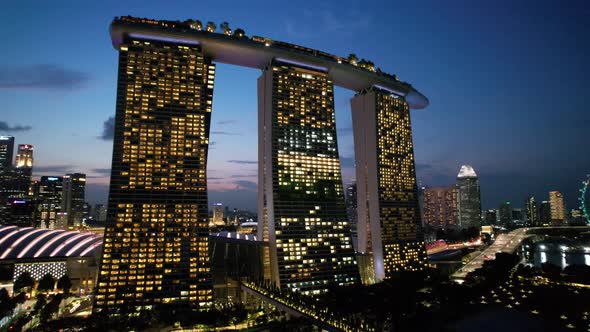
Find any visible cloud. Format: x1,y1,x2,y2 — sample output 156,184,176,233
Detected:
0,64,90,90
34,164,76,174
0,121,32,132
208,177,224,180
227,160,258,165
211,131,242,136
234,180,257,191
99,116,115,140
91,168,111,176
216,120,236,125
230,173,258,178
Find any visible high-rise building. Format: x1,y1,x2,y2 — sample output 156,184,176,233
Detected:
61,173,86,226
525,196,538,226
36,176,63,229
212,203,224,226
538,201,551,226
456,165,481,230
92,204,107,222
512,208,524,222
94,37,215,313
422,187,458,228
484,209,497,225
258,59,358,295
499,201,512,225
549,191,566,225
15,144,33,169
0,136,15,170
351,87,426,282
345,183,358,249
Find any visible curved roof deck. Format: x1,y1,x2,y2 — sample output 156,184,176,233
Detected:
110,19,429,109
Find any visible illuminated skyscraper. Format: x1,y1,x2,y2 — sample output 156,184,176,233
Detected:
15,144,33,169
0,136,14,170
61,173,86,226
549,191,565,225
525,196,538,226
345,183,358,250
351,87,426,282
37,176,63,228
212,203,224,226
258,59,358,295
456,165,481,230
94,37,215,313
499,201,512,225
423,187,458,228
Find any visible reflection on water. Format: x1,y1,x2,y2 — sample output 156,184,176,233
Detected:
530,251,590,269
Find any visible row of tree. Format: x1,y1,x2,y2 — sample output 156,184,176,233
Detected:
13,272,72,295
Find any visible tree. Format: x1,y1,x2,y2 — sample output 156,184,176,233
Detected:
220,22,232,35
206,21,216,32
0,288,13,316
347,53,358,65
233,28,245,37
37,273,55,293
13,272,35,294
34,294,46,313
56,275,72,295
189,19,202,30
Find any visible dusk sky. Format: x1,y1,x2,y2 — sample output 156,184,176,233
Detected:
1,0,588,211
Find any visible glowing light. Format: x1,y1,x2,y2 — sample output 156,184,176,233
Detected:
1,229,44,259
18,230,64,258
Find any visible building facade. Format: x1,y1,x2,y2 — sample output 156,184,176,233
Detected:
36,176,63,229
258,59,358,295
456,165,481,230
549,191,565,225
62,173,86,227
0,136,14,170
94,38,215,313
499,201,512,225
525,196,538,226
422,187,458,228
538,201,551,225
351,87,426,282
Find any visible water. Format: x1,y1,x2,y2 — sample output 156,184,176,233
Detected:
530,251,590,269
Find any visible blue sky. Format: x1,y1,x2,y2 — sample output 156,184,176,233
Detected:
0,0,588,211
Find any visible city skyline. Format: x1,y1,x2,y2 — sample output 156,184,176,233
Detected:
1,1,589,211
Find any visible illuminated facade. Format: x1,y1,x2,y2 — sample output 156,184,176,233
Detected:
549,191,565,225
525,196,538,226
423,187,458,228
62,173,86,226
258,59,358,295
37,176,64,229
456,165,481,229
352,87,426,282
15,144,33,169
0,136,14,170
94,38,215,313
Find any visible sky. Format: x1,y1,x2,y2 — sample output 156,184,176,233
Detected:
0,0,588,212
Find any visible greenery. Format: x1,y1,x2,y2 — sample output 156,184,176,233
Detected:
37,274,55,293
56,275,72,295
13,272,35,294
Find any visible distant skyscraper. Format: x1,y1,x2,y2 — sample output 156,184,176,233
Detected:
15,144,33,169
351,87,426,282
0,136,15,170
92,203,107,222
345,183,358,246
549,191,566,225
484,209,497,225
37,176,63,228
456,165,481,229
212,203,224,226
94,37,214,313
525,196,538,226
423,187,458,228
258,59,358,294
499,201,512,225
61,173,86,226
512,208,524,222
538,201,551,225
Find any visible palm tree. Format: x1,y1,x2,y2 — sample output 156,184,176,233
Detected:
206,21,216,32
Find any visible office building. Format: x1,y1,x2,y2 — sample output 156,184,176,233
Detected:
499,201,512,225
351,87,426,282
0,136,14,170
345,183,358,249
484,209,497,225
525,196,538,226
422,187,458,228
549,191,565,225
94,36,215,313
456,165,481,229
512,208,524,222
15,144,33,169
538,201,551,226
258,59,358,295
36,176,63,229
61,173,86,227
212,203,224,226
92,204,107,222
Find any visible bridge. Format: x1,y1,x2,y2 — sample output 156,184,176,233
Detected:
241,281,376,332
451,226,589,280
